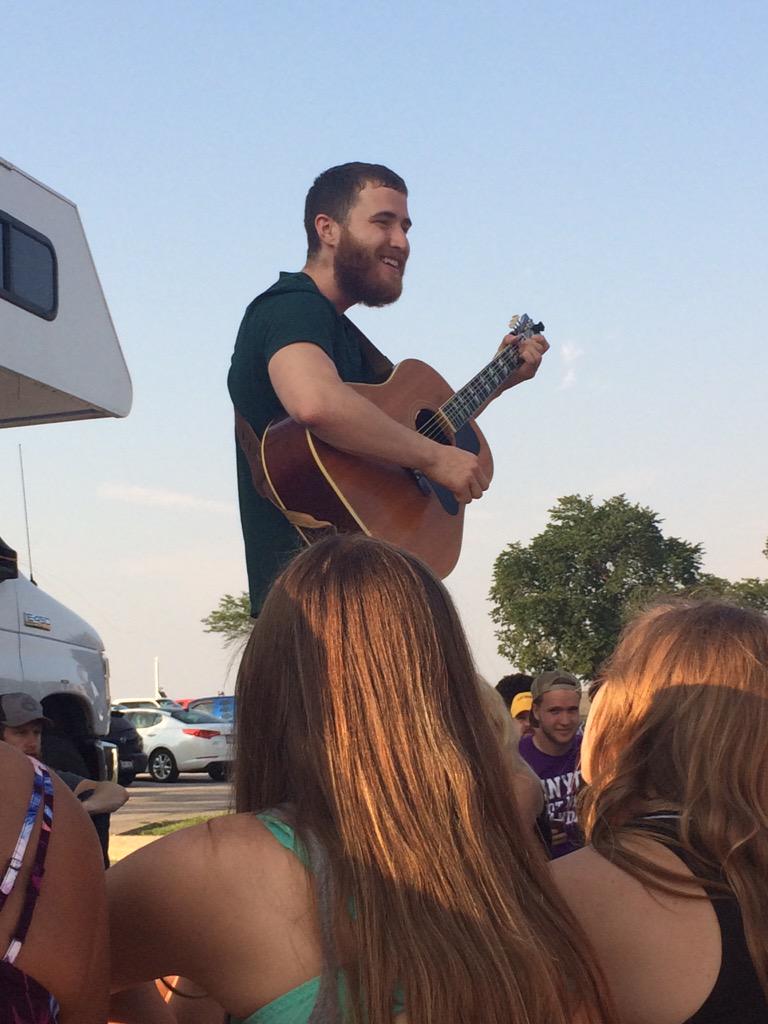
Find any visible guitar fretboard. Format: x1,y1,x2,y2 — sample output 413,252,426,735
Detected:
440,344,523,432
422,315,543,435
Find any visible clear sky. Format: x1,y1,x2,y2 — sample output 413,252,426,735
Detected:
2,0,766,697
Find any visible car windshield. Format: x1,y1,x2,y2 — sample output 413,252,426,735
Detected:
169,709,223,725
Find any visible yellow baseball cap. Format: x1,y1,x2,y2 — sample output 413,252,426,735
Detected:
510,692,533,719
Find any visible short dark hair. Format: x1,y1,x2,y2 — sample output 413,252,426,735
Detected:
495,673,534,710
304,162,407,257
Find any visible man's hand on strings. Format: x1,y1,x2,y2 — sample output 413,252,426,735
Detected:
495,331,549,389
422,444,490,504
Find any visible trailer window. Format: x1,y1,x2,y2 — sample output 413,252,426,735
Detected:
0,211,57,320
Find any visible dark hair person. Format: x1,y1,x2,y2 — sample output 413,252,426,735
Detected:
552,599,768,1024
109,536,608,1024
303,162,407,257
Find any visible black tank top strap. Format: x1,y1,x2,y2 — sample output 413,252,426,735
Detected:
628,813,767,1024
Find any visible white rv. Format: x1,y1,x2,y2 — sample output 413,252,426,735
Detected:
0,157,132,779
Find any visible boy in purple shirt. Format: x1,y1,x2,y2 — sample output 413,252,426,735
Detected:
519,670,583,858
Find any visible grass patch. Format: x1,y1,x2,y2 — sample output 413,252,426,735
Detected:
125,812,227,836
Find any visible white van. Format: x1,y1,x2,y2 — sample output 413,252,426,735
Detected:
0,158,132,779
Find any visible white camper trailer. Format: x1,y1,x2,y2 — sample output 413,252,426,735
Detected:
0,158,132,779
0,157,132,426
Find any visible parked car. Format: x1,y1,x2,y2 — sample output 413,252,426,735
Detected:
107,706,148,785
113,697,183,711
175,695,235,722
121,707,233,783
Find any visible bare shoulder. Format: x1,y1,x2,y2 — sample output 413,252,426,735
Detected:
108,811,315,997
550,840,704,926
550,844,614,893
109,812,275,891
551,843,721,1024
0,749,108,1021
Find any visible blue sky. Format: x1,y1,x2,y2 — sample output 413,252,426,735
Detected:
2,0,767,695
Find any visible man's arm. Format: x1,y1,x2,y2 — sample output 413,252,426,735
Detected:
268,343,491,503
73,778,129,815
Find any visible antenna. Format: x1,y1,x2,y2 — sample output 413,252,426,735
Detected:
18,445,35,584
154,656,167,698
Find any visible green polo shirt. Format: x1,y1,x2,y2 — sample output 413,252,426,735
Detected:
228,272,389,615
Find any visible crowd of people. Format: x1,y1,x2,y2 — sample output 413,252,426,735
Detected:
3,163,767,1023
2,534,768,1023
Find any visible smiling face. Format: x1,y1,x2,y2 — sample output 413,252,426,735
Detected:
534,689,581,755
333,183,411,307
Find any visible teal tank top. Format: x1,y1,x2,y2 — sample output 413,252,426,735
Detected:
228,812,404,1024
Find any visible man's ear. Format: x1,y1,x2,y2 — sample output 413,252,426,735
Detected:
314,213,342,249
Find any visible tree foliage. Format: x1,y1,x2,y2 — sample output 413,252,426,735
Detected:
490,494,710,678
201,592,252,649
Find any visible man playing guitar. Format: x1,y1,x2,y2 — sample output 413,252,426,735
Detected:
228,162,548,615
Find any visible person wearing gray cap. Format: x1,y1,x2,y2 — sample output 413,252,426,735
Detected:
0,692,128,824
518,670,584,859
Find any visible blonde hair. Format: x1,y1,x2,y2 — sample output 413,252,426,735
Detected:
236,536,609,1024
477,677,516,749
582,598,768,995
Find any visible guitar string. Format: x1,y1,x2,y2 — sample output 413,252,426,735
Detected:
422,332,528,436
415,342,525,442
417,351,519,439
417,363,515,440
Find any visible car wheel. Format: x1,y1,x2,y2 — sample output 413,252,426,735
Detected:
207,763,228,782
148,748,179,783
118,770,135,787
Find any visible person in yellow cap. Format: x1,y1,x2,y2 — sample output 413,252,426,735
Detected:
509,691,534,737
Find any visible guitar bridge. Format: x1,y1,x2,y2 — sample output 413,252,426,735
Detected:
409,469,433,496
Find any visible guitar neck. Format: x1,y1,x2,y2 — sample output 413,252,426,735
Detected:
438,343,523,433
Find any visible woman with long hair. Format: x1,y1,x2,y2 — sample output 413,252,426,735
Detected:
108,535,608,1024
552,598,768,1024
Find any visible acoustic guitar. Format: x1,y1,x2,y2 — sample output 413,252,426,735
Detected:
257,314,544,578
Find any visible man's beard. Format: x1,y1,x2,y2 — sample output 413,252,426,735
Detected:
334,229,405,308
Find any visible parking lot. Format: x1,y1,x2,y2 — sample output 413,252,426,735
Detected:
110,775,233,834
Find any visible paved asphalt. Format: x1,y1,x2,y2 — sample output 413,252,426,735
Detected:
110,775,233,834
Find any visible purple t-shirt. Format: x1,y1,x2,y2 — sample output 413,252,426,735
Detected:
519,733,583,859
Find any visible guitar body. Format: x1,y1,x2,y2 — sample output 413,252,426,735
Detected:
260,359,494,578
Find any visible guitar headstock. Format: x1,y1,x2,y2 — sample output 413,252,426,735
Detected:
508,313,545,338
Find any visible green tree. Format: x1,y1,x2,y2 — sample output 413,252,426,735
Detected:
489,495,706,678
201,592,252,649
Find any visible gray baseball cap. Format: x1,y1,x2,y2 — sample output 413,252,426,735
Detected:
0,693,52,727
531,670,580,700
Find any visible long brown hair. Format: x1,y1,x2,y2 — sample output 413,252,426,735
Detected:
234,535,608,1024
582,598,768,995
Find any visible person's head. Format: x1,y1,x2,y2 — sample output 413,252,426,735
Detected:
582,599,768,820
495,672,534,710
235,536,609,1024
304,162,410,307
509,691,534,737
236,535,516,829
0,693,50,757
581,599,768,995
530,670,581,754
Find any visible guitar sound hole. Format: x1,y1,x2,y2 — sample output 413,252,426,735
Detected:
415,408,451,446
